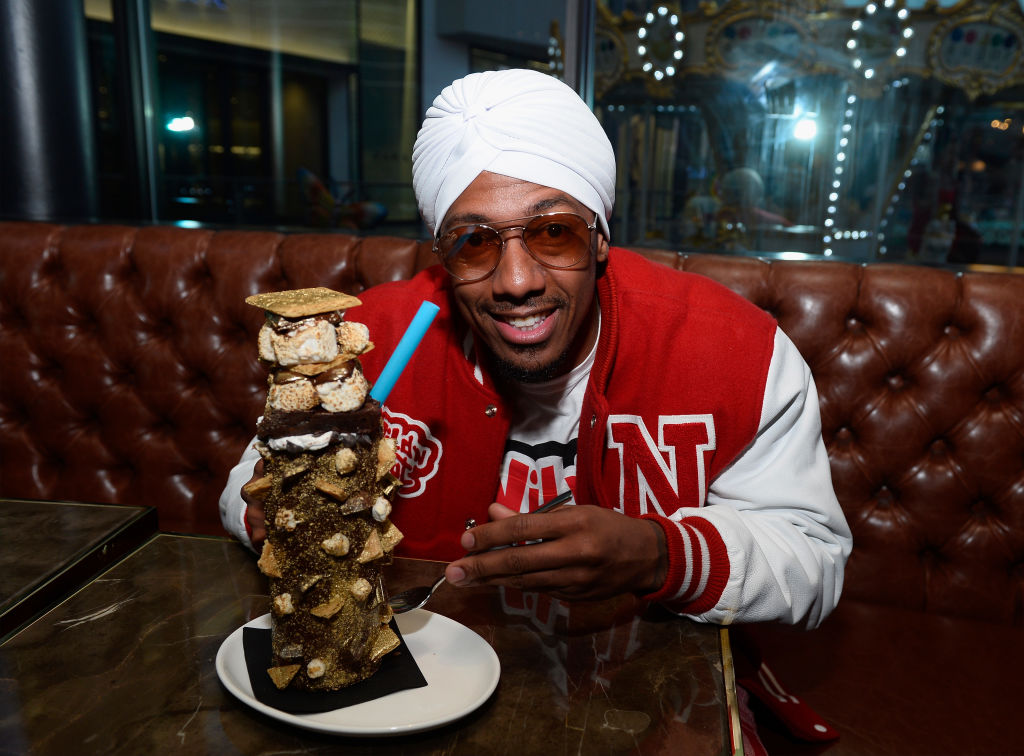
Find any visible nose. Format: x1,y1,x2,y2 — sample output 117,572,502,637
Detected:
490,228,544,298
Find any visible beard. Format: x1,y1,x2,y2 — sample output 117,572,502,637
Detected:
483,343,572,384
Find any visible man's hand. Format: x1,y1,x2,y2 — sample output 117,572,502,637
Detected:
443,503,668,601
241,459,268,548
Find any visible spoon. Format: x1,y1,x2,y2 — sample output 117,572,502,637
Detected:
387,490,573,614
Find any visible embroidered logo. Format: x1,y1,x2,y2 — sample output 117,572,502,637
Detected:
382,407,443,498
606,414,716,518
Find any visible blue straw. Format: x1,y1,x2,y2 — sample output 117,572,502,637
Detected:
369,301,440,403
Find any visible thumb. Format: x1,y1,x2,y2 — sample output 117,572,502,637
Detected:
488,502,517,521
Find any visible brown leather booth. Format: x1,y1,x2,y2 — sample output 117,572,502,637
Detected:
1,220,1022,755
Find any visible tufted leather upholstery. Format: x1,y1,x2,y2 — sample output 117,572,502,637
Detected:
2,223,1022,629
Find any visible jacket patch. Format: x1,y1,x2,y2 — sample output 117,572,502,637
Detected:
607,414,716,518
382,407,443,499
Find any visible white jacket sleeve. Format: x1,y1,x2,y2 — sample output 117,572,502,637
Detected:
218,436,261,552
686,329,852,628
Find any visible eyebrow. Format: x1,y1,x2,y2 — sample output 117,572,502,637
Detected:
442,195,583,230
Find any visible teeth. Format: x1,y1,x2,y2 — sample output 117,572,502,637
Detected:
505,313,545,329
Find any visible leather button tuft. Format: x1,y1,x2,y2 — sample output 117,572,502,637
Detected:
484,405,497,417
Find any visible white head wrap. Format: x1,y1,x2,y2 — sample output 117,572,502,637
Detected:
412,69,615,239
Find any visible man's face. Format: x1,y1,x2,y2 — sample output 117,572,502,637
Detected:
438,171,609,383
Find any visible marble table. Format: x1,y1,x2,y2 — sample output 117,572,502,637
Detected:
0,533,739,755
0,497,157,639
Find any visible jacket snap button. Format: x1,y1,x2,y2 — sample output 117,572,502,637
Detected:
485,405,497,417
590,414,597,428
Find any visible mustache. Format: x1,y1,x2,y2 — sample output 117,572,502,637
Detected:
482,296,566,315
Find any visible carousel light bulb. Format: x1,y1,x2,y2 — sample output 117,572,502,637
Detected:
638,27,647,39
896,47,906,57
638,45,647,55
658,5,668,16
825,219,834,227
866,3,877,14
674,49,683,59
830,192,839,201
898,8,909,19
847,39,857,49
675,31,685,42
903,27,914,38
654,70,664,80
852,20,862,31
666,66,675,76
864,69,875,79
643,62,653,72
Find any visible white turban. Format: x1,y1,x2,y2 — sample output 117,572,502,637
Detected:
412,69,615,240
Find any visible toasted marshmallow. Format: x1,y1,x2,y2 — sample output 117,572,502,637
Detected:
315,363,369,412
337,321,370,355
270,319,339,366
267,374,319,411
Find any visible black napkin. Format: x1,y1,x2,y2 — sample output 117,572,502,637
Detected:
242,621,427,713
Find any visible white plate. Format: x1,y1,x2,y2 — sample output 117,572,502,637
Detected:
215,609,500,736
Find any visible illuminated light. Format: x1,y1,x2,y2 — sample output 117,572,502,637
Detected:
843,124,852,132
665,66,676,76
829,192,839,201
853,58,862,69
166,115,195,132
845,109,854,118
673,49,683,59
904,170,912,178
896,47,906,57
835,166,844,175
847,39,857,49
936,106,945,115
833,180,841,188
658,5,668,16
879,246,887,254
675,31,685,42
638,27,647,39
828,205,837,213
175,220,201,229
824,249,833,256
824,219,834,227
638,45,647,55
837,152,846,161
824,235,832,243
885,0,894,6
864,69,875,79
852,20,862,30
670,14,678,24
794,118,818,140
971,160,986,171
903,28,913,38
646,11,655,22
654,70,664,80
847,95,857,104
643,62,653,72
897,182,906,190
898,8,908,18
840,138,849,147
866,3,877,14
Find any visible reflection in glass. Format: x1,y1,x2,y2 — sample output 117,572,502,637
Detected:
595,0,1024,270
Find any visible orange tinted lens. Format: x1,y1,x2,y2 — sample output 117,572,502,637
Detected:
523,213,590,265
440,226,501,278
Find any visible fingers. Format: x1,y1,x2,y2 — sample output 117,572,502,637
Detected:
446,506,667,601
461,505,568,552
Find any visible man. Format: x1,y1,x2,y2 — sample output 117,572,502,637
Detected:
221,68,851,628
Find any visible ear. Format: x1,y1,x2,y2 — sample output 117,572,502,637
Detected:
595,233,610,264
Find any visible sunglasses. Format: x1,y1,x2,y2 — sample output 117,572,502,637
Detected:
433,211,599,283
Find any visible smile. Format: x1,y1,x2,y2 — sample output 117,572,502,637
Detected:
492,309,558,344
